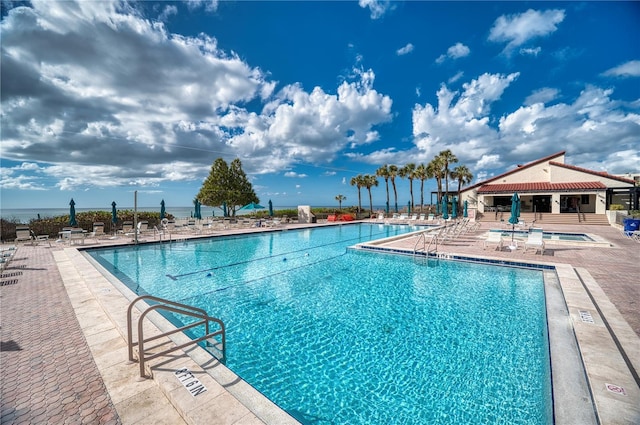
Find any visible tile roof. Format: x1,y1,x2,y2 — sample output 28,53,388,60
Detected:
463,151,566,192
477,181,608,193
549,161,636,184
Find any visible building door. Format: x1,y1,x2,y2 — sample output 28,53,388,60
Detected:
532,196,551,213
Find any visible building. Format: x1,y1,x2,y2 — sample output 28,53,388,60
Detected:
459,151,638,221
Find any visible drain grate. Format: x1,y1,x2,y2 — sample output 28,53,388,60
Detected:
0,271,23,279
1,279,19,286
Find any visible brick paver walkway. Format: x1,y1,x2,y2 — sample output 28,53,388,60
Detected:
1,245,120,425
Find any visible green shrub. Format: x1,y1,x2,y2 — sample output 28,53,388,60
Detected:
1,210,175,242
630,210,640,218
609,204,625,211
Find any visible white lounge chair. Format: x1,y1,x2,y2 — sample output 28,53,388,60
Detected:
524,229,545,254
91,222,106,240
15,226,33,244
68,228,86,245
483,231,504,251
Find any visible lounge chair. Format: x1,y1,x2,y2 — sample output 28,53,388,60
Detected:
120,221,134,235
15,226,33,244
483,231,504,251
524,229,545,254
68,228,86,245
91,222,106,240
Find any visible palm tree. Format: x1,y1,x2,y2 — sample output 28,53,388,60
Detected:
399,163,416,210
428,156,445,212
376,164,391,214
414,163,428,212
335,194,346,211
362,174,379,215
437,149,458,198
388,165,399,213
350,175,364,213
451,165,473,207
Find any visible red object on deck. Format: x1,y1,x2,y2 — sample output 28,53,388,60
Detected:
327,215,337,222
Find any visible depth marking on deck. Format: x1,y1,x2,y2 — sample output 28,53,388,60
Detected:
579,310,594,324
175,368,207,397
605,383,626,396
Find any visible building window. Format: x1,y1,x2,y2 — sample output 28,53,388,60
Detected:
581,195,589,205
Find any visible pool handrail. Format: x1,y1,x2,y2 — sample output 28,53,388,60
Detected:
127,295,226,378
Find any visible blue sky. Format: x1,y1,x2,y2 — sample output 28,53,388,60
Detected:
1,0,639,210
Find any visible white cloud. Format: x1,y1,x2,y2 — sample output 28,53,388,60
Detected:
358,0,393,19
436,42,470,64
448,71,464,84
489,9,565,55
158,5,178,21
396,43,414,56
0,1,393,190
284,172,308,178
358,74,639,179
520,47,541,56
524,87,560,106
602,60,640,78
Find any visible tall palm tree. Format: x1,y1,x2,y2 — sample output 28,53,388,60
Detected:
428,156,445,211
376,164,391,214
437,149,458,198
414,163,428,212
362,174,379,215
399,163,416,209
350,175,364,213
388,165,399,213
335,194,346,211
451,165,473,206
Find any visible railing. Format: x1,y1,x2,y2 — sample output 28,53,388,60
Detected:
413,229,439,260
127,295,225,378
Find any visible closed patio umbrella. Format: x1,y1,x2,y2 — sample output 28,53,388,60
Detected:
160,199,166,220
463,200,468,218
222,201,227,217
508,192,521,246
193,198,202,219
69,198,77,227
268,199,274,217
452,196,458,219
441,195,448,220
111,201,117,233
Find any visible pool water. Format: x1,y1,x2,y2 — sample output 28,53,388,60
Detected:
494,229,594,241
89,224,552,424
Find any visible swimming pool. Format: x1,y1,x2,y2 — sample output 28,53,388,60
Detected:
492,229,595,241
89,224,552,424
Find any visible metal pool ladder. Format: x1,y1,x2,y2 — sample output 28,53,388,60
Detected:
127,295,226,378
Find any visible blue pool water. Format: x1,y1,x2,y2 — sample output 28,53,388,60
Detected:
492,229,594,241
89,224,552,424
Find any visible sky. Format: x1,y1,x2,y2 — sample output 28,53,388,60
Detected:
1,0,639,210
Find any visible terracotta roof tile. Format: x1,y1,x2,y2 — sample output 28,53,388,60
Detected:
477,181,607,193
549,161,636,184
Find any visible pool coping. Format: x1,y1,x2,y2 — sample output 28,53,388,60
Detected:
58,224,640,425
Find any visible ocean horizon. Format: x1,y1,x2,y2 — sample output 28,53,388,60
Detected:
1,205,392,223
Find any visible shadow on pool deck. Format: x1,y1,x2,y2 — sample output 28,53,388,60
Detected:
1,221,638,424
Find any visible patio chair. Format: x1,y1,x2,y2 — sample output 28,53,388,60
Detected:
524,229,545,254
120,221,134,235
483,231,504,251
91,222,106,240
68,228,86,245
15,226,33,244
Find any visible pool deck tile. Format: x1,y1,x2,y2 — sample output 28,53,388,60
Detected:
1,221,639,424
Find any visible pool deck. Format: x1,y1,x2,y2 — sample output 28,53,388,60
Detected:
1,221,638,424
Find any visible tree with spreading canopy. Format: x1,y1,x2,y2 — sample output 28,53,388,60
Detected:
197,158,258,217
